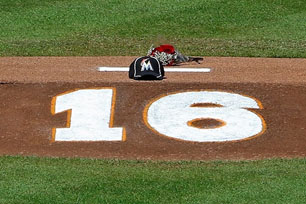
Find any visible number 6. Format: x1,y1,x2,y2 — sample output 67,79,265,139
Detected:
144,91,266,142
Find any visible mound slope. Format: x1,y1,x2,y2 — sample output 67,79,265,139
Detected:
0,57,305,160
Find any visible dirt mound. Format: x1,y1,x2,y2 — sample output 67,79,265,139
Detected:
1,57,305,160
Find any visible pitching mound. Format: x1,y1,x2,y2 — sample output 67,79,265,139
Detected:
0,56,306,160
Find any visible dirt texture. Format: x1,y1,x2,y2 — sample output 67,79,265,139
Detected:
1,56,306,160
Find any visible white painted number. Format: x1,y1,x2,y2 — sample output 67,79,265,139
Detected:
52,89,266,143
52,88,125,141
144,91,265,142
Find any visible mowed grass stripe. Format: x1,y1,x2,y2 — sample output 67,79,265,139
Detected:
1,0,306,56
0,156,305,203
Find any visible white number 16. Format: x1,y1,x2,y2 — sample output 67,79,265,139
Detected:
51,88,266,142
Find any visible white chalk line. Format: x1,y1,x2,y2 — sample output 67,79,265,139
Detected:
97,67,211,73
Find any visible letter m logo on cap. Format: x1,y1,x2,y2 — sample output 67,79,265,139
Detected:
141,59,154,71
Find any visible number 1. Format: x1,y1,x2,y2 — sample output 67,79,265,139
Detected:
51,88,125,142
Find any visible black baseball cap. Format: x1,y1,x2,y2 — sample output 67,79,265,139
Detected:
129,56,165,80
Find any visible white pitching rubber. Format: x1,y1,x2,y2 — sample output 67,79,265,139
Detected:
97,67,211,73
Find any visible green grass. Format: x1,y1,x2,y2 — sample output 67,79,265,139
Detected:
0,156,305,204
1,0,306,57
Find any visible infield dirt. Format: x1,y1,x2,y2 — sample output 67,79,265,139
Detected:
1,56,306,160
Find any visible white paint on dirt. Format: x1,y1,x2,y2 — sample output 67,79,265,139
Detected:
146,91,264,142
52,88,265,143
53,89,124,141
